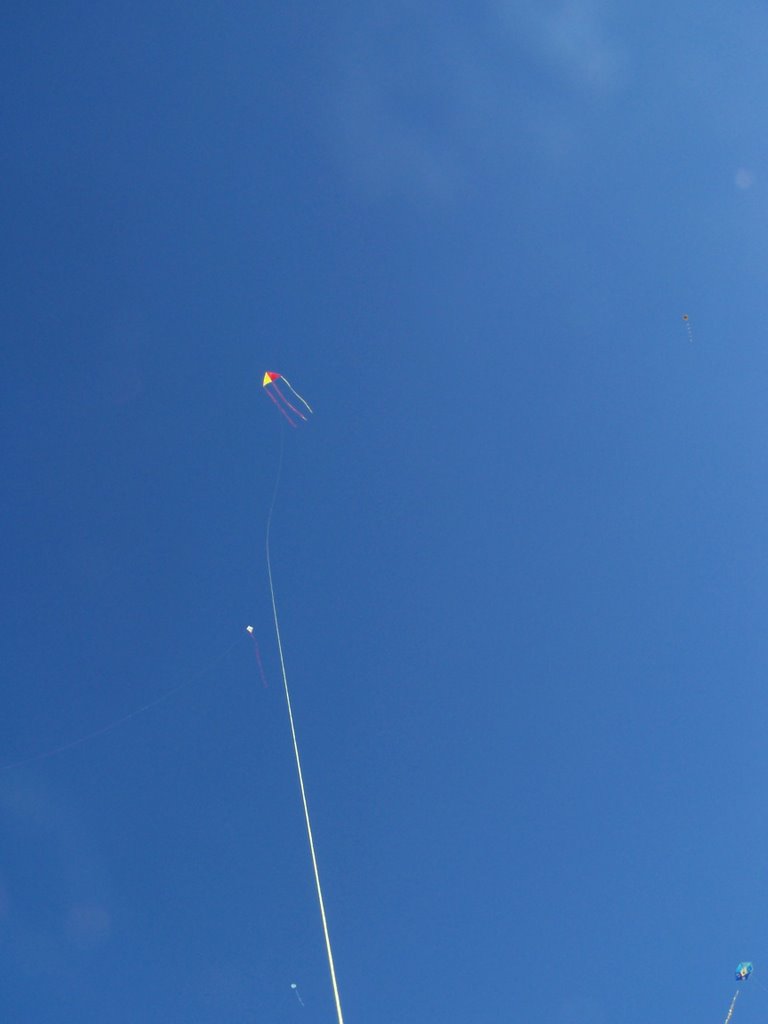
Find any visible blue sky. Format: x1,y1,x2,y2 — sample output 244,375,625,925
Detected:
3,2,768,1021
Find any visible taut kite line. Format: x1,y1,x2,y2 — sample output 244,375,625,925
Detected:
723,990,739,1024
262,374,344,1024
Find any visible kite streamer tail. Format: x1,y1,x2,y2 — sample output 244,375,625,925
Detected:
272,381,307,422
265,433,345,1024
280,376,314,415
723,990,739,1024
248,632,269,688
266,386,298,427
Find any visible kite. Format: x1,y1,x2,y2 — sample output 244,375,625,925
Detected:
736,962,753,982
682,314,693,342
723,962,755,1024
262,372,313,427
291,983,305,1007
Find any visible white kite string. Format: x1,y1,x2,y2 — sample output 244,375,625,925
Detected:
280,376,314,415
723,989,739,1024
265,432,345,1024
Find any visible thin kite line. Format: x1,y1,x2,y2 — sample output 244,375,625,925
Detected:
0,637,241,773
723,990,739,1024
265,427,345,1024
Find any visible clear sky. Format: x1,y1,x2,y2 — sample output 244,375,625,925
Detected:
2,2,768,1022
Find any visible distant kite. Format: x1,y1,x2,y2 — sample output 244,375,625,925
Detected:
262,372,313,427
735,962,753,982
723,962,754,1024
682,314,693,342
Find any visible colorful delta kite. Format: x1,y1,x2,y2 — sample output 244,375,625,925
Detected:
262,372,314,427
723,963,754,1024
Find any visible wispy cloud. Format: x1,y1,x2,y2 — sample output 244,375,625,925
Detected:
327,2,627,201
496,0,626,91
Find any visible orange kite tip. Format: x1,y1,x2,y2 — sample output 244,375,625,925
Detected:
262,371,281,387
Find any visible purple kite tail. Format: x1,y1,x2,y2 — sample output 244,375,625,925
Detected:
272,381,307,422
266,386,297,427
